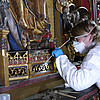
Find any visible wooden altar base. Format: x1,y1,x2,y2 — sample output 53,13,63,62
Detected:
0,73,64,100
23,84,99,100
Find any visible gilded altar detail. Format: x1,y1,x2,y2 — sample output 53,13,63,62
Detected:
7,51,29,81
29,49,53,78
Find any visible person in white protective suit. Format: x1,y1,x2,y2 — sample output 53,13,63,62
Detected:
52,19,100,91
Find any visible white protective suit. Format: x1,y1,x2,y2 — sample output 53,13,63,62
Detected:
56,44,100,91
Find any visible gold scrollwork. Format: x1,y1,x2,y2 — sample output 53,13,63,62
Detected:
31,62,52,74
9,66,28,78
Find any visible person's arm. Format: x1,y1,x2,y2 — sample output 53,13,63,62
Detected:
55,55,99,91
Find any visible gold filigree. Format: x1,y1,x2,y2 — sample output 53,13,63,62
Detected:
30,62,53,75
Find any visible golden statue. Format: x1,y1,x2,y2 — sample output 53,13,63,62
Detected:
7,0,51,50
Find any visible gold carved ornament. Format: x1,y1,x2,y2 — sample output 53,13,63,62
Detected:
56,0,73,14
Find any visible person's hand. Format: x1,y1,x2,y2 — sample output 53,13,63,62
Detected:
52,47,63,58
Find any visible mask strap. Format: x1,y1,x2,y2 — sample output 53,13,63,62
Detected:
75,25,96,38
88,25,96,35
83,26,96,45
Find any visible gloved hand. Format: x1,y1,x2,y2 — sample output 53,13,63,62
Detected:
52,47,63,58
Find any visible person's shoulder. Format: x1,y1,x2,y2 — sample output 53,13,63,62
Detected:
84,45,100,61
88,45,100,68
89,45,100,55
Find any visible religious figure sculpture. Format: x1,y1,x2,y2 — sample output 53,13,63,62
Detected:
3,0,51,50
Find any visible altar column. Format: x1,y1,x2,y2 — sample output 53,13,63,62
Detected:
0,30,9,87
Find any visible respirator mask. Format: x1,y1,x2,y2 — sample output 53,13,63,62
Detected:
73,41,86,54
73,25,96,54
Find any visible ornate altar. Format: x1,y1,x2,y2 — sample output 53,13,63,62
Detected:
0,0,55,87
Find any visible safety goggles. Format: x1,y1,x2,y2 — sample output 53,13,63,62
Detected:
75,25,96,39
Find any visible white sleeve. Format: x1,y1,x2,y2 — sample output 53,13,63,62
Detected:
55,55,99,91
